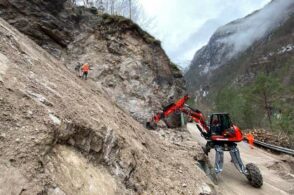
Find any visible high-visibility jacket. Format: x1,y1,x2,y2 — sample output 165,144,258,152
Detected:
82,64,89,72
246,133,254,148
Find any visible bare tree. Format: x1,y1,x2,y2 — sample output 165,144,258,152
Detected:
83,0,89,7
68,0,77,6
129,0,132,19
76,0,153,29
81,0,138,20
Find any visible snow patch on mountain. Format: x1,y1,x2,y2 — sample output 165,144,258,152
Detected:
277,44,294,54
218,0,294,59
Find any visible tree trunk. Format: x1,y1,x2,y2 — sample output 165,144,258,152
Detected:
263,91,272,128
129,0,132,19
110,0,114,14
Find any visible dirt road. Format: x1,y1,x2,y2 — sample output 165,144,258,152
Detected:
187,123,294,195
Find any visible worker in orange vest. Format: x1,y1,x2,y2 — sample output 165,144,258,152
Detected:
81,63,90,80
246,133,254,149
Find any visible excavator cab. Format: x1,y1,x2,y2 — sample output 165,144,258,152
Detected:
209,113,233,136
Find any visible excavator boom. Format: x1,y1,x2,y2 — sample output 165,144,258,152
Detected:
146,95,243,142
146,95,209,137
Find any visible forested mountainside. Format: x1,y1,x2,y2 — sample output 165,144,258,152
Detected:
185,0,294,137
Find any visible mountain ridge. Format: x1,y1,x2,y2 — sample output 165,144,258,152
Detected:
184,0,294,134
185,0,294,105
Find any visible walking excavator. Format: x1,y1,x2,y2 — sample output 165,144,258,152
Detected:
146,95,263,188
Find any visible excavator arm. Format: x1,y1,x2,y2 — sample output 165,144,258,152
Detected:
180,105,210,138
146,95,188,129
146,95,210,138
151,95,188,122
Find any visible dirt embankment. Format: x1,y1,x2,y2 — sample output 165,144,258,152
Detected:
0,18,217,195
0,0,185,124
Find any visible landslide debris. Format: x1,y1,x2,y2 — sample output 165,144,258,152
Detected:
0,18,217,194
0,0,185,124
246,129,293,149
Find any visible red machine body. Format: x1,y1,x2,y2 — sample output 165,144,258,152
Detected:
147,96,265,189
147,95,243,143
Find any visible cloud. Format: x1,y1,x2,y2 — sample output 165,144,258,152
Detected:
218,0,294,58
139,0,271,67
168,18,222,63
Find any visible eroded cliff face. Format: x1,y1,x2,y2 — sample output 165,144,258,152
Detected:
0,0,185,123
63,16,185,123
0,18,216,194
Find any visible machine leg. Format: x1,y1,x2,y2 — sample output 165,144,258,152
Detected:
229,145,248,175
203,141,213,155
214,145,224,174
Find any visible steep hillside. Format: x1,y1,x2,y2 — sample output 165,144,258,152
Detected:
0,0,185,123
185,0,294,100
184,0,294,133
0,18,216,194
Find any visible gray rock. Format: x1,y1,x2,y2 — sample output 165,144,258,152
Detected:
0,1,186,125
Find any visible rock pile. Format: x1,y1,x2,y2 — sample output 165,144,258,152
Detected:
0,1,185,124
246,129,293,149
0,17,216,194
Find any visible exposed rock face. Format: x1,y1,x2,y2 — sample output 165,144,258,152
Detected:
185,0,294,100
0,0,73,57
0,0,185,123
0,18,216,194
64,17,185,123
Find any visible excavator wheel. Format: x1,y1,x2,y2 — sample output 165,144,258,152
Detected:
245,163,263,188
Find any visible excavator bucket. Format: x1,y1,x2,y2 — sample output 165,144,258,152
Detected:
146,120,157,130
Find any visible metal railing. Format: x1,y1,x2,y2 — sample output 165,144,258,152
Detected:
251,139,294,156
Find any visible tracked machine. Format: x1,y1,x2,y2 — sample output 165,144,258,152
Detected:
146,95,263,188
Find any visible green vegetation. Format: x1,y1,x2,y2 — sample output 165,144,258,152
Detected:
100,13,161,45
169,62,183,78
170,62,182,74
101,13,129,24
74,9,161,45
215,73,294,137
248,73,282,127
89,6,98,14
170,62,180,72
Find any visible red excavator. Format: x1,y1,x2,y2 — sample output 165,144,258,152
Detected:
146,95,263,188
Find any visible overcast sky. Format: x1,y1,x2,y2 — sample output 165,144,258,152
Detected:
139,0,271,67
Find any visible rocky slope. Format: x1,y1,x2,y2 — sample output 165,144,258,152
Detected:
185,0,294,102
0,18,217,194
0,0,185,123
